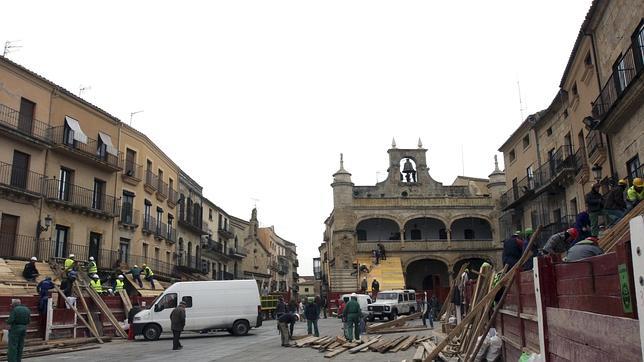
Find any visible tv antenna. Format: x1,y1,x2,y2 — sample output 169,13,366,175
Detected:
517,79,527,121
129,110,143,126
3,40,22,57
79,85,91,97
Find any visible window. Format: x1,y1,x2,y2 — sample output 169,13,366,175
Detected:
522,135,530,149
93,178,106,210
509,149,516,162
614,54,629,92
546,127,553,136
570,198,578,217
584,51,593,66
122,191,134,224
572,83,578,97
119,238,130,263
182,296,193,308
166,251,171,265
627,155,641,180
209,208,213,221
18,98,35,134
168,214,174,235
304,287,309,293
156,207,163,232
10,150,30,189
54,225,69,258
168,178,174,192
155,247,160,261
410,229,422,240
157,169,163,189
526,165,534,189
464,229,475,240
146,159,152,172
125,149,137,176
633,21,644,70
143,244,149,259
157,293,177,310
58,167,74,201
144,199,152,228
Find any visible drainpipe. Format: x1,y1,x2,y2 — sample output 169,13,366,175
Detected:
36,87,57,258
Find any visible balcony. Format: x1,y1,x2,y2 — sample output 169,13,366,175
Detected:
500,174,535,211
228,247,246,259
179,215,205,235
167,187,179,209
144,170,158,194
533,145,578,195
292,272,299,280
49,126,121,171
356,240,501,253
585,130,607,166
43,179,119,218
0,104,51,147
154,222,177,243
118,204,139,230
215,271,234,280
218,227,234,240
142,216,156,235
121,157,143,186
592,28,644,131
156,178,168,202
0,161,44,200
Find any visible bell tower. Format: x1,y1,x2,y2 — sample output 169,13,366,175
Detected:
386,138,442,192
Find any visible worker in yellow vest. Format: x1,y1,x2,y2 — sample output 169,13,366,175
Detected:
115,275,125,294
87,256,98,276
90,274,103,294
142,264,155,289
64,254,76,276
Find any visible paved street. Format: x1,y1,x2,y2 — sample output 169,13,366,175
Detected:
30,317,443,362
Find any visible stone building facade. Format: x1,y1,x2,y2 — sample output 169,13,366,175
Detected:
258,226,299,295
498,1,643,237
318,142,504,296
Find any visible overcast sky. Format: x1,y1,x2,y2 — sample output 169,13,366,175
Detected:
1,0,593,276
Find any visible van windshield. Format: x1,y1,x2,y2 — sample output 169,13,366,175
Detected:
377,292,398,300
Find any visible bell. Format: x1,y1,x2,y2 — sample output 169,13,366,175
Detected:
402,158,415,173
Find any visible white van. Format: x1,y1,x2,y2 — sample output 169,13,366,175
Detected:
133,280,262,340
339,293,373,316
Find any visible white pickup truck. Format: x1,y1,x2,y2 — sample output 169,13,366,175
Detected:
366,289,417,321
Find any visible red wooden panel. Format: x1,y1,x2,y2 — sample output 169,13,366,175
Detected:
594,274,621,296
557,277,595,295
520,294,536,308
524,320,540,352
51,309,75,324
557,295,627,317
549,334,612,361
520,270,534,283
549,353,570,362
503,343,522,362
555,262,592,280
520,281,535,294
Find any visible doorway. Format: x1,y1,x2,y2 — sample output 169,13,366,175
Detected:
0,214,19,257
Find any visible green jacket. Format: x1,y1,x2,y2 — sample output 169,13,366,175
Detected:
343,299,361,319
627,186,644,202
7,305,31,327
129,267,142,277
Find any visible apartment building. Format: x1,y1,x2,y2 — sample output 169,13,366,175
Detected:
258,226,298,295
498,1,643,239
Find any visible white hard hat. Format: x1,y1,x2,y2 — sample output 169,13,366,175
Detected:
30,257,37,261
89,256,94,261
134,265,138,268
351,292,357,296
118,275,124,279
92,274,99,279
108,288,113,293
69,254,75,258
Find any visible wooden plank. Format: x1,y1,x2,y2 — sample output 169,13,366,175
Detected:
51,284,102,343
412,345,425,361
82,284,127,338
348,336,380,353
324,347,348,358
367,311,422,332
546,307,641,361
390,335,413,352
438,263,468,320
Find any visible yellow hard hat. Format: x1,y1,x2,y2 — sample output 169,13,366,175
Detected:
618,179,627,186
634,178,643,187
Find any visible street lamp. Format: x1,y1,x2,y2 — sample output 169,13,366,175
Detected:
592,164,603,182
38,214,52,234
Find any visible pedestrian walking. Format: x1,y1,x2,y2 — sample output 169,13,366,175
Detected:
275,296,286,319
7,299,30,362
127,302,142,340
371,279,380,299
170,300,187,350
428,294,440,320
22,257,39,282
142,264,155,289
287,299,298,337
421,293,434,329
321,295,328,318
126,265,143,288
360,277,368,294
277,312,299,347
304,297,320,337
342,293,362,342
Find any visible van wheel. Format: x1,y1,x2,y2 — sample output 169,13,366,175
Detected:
410,307,416,314
143,324,161,341
388,310,398,321
231,320,250,336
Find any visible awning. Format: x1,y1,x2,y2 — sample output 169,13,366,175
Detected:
64,116,88,144
98,132,118,156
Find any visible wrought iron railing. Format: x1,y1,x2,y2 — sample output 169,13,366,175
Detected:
49,126,120,169
122,156,143,180
0,103,51,142
157,178,168,198
43,178,119,216
586,130,604,160
144,170,158,191
592,28,644,120
0,161,44,195
119,204,140,226
533,145,577,190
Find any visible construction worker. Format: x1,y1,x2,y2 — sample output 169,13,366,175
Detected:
36,277,54,314
90,274,104,294
64,254,76,275
87,256,98,276
542,228,579,255
342,293,362,342
115,275,125,294
61,270,77,297
627,177,644,208
502,231,524,269
277,312,299,347
22,257,39,282
142,264,155,289
585,183,605,237
564,237,604,262
7,299,30,362
126,265,143,288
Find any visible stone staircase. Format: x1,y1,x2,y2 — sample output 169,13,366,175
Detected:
330,268,358,292
357,256,405,292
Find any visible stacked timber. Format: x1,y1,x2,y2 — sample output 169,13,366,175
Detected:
294,333,439,359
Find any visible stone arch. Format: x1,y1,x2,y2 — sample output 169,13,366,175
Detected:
449,217,493,240
452,255,494,277
355,217,401,242
405,254,452,269
355,215,403,229
405,258,450,301
403,216,448,240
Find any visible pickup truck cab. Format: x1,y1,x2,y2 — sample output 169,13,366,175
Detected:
366,289,417,321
